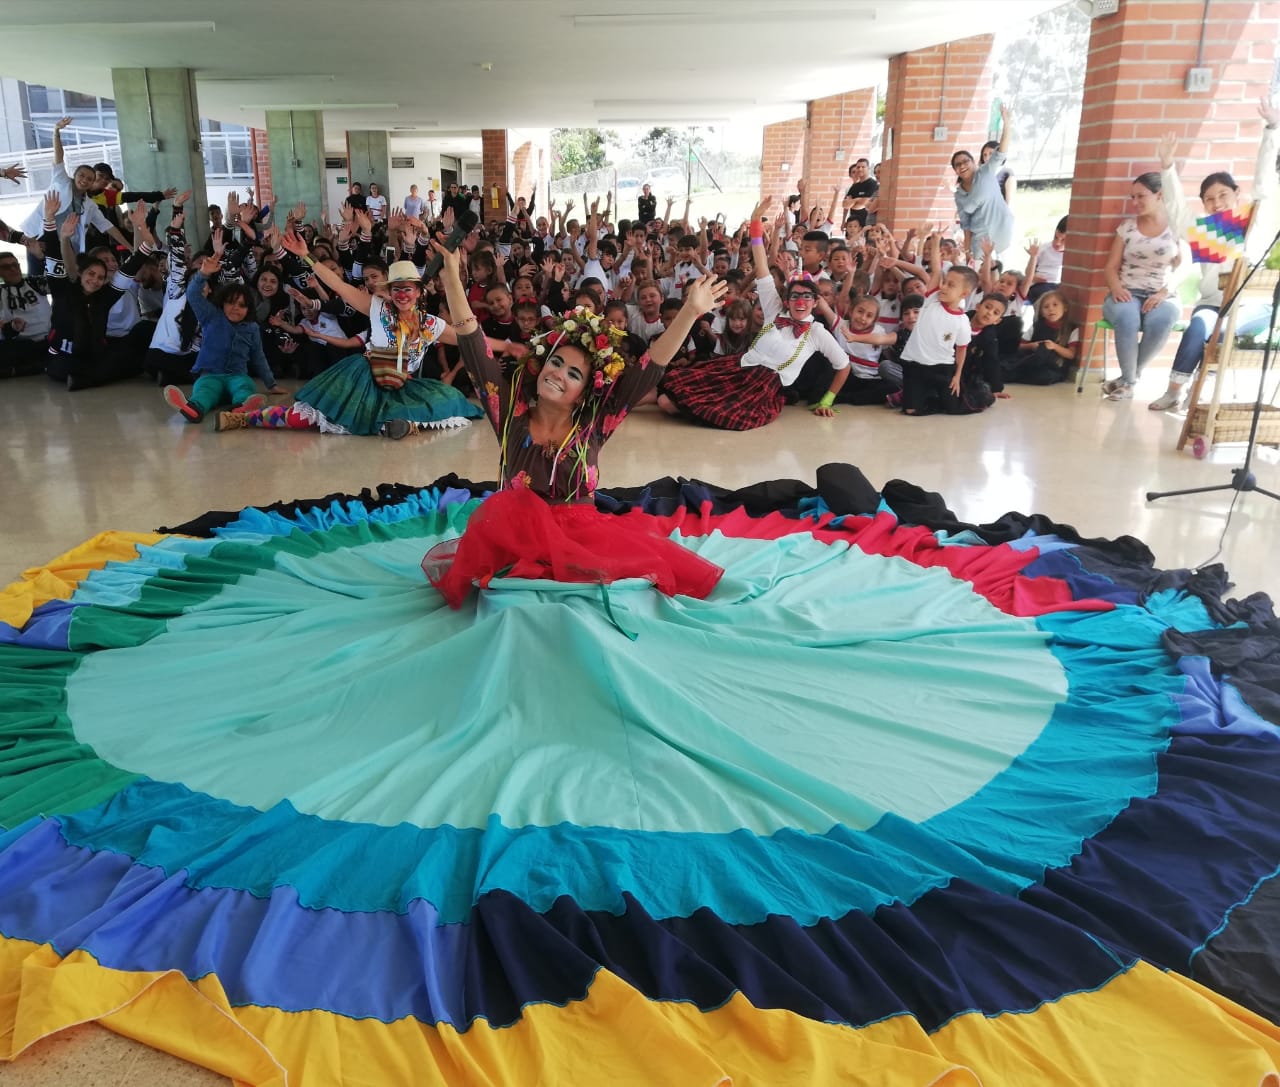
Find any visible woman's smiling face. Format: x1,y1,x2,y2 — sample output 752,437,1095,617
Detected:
537,342,590,407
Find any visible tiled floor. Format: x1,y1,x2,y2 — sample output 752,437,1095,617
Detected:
1,364,1278,1083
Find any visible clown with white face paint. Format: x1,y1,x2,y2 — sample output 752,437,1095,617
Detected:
422,238,727,609
655,196,851,431
1147,97,1280,412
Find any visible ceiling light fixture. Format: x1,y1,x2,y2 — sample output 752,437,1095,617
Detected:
594,98,756,110
240,103,400,111
597,117,731,126
200,74,337,83
5,19,215,32
574,9,874,27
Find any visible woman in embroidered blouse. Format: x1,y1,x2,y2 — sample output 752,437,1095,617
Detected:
216,236,482,437
654,196,850,431
423,239,727,607
1098,172,1182,402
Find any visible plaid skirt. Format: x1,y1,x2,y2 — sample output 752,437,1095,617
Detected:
658,356,785,431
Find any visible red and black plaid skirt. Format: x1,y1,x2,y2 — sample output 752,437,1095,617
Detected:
658,355,785,431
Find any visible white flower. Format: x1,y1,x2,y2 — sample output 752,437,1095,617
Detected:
563,319,577,331
534,344,545,355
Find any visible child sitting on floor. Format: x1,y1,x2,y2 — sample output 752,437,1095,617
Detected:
834,294,898,404
879,292,924,399
163,254,284,423
899,232,974,416
1005,289,1078,385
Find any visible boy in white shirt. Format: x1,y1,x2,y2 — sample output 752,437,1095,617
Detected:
900,232,975,416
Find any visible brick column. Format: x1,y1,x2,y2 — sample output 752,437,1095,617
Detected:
481,129,509,226
251,127,273,206
879,35,995,234
1063,0,1280,331
802,88,878,211
760,119,806,207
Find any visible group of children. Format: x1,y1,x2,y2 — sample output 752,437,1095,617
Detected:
2,122,1081,435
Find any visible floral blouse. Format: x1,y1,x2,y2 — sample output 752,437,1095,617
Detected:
457,328,663,503
1115,219,1179,293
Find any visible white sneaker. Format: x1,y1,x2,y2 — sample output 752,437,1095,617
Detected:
1105,383,1134,401
1148,390,1181,411
1101,378,1123,394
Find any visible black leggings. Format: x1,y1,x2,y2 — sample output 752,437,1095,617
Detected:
0,337,46,378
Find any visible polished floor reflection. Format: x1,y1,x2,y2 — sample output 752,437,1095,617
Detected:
1,366,1279,1084
5,368,1278,599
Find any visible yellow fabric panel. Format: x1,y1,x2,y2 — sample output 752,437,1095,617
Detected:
0,531,170,630
930,961,1280,1086
3,936,1280,1087
0,938,284,1087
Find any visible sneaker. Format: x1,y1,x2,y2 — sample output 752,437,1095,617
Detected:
163,384,203,422
1148,389,1181,411
215,411,247,432
1105,383,1134,401
383,419,413,440
235,393,266,414
1100,378,1123,395
885,391,903,409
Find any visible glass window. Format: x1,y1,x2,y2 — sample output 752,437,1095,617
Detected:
231,146,252,177
64,91,99,111
203,120,223,134
206,145,229,177
25,84,60,114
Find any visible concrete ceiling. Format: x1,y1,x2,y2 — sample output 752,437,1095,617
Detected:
0,0,1063,137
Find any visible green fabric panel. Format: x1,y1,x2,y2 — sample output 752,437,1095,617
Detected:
70,529,1066,837
0,646,137,827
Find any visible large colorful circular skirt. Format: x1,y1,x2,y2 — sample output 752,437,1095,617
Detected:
2,464,1279,1086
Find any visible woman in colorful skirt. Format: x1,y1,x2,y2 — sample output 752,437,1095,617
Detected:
215,234,482,438
656,196,850,431
423,240,728,607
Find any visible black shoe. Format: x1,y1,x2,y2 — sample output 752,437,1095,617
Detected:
383,419,413,440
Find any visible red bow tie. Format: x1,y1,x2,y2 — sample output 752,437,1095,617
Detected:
774,316,810,338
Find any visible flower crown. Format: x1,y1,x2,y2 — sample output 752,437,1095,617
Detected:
528,306,628,393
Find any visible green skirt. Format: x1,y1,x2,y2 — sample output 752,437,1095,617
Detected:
294,354,482,435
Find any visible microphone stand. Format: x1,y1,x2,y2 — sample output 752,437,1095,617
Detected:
1146,227,1280,505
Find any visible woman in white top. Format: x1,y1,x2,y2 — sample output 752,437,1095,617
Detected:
365,183,388,222
1148,98,1280,411
1099,172,1182,401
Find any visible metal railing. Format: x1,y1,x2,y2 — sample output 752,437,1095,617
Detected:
0,141,123,203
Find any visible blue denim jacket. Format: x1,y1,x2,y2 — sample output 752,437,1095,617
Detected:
186,273,275,386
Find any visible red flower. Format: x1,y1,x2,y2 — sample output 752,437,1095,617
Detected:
594,333,610,350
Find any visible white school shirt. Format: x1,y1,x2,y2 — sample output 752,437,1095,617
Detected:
627,306,665,341
365,195,387,221
875,294,901,332
1034,244,1064,284
901,289,972,368
671,260,702,292
835,326,884,380
579,258,617,294
22,171,114,250
741,275,848,388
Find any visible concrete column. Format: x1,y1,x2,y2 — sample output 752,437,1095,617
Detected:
345,129,391,194
481,129,509,226
265,111,326,224
1063,0,1280,330
802,88,878,209
109,67,209,246
761,119,806,208
879,35,995,235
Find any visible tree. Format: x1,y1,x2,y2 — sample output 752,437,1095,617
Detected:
551,128,615,179
993,4,1090,175
631,126,710,166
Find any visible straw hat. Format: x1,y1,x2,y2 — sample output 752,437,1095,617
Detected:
386,261,422,285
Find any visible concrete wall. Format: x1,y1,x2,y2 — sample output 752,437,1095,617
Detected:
110,68,209,243
266,110,326,225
